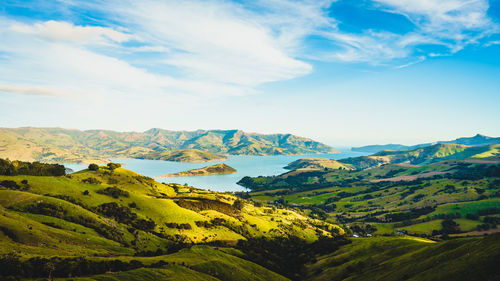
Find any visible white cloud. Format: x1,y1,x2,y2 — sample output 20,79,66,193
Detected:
0,84,68,97
105,0,313,86
0,0,497,104
10,20,133,45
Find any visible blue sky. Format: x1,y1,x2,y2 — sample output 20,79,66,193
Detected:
0,0,499,146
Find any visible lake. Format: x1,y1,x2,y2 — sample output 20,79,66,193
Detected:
65,147,367,192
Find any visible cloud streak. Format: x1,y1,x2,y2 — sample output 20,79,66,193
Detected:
0,0,497,101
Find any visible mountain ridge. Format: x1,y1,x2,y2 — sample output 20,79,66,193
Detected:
352,134,500,153
0,127,338,163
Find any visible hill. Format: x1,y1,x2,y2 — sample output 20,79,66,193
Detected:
351,143,430,153
305,234,500,281
0,160,499,280
284,158,353,171
238,157,500,239
162,163,237,177
0,127,338,163
136,149,227,162
341,143,500,170
352,134,500,153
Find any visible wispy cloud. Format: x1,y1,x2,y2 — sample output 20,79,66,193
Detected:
0,0,497,102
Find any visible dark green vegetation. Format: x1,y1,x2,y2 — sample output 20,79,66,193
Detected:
136,149,227,162
0,127,337,163
352,133,500,153
0,158,65,176
239,155,500,238
163,163,237,177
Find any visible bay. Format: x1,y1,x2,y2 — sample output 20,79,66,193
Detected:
65,147,367,192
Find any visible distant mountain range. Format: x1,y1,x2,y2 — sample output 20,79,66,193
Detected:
342,142,500,170
0,127,337,163
351,134,500,153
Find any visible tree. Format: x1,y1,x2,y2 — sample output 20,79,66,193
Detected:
88,163,99,171
442,218,460,234
107,163,121,170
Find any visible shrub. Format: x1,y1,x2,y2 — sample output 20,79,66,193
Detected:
107,163,121,170
0,180,20,190
233,199,245,210
82,177,101,185
96,186,129,198
88,164,99,171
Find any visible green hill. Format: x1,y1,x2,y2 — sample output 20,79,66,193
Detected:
341,143,500,169
0,127,337,163
0,159,499,280
239,157,500,239
136,149,227,162
162,163,237,177
352,134,500,154
284,158,353,171
305,234,500,281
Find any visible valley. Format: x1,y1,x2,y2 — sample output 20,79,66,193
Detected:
0,135,499,280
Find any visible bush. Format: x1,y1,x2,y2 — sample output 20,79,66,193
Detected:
95,202,137,224
0,180,20,190
82,177,101,185
233,199,245,210
96,186,129,198
107,163,121,170
88,164,99,171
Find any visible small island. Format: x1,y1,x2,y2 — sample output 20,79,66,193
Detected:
137,149,227,163
161,163,237,177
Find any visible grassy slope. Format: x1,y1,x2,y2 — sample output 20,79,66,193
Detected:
243,159,500,236
284,158,354,171
340,143,500,169
60,246,289,281
0,166,340,258
306,234,500,281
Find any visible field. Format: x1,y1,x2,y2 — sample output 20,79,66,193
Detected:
240,159,500,237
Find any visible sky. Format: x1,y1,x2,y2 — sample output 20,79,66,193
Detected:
0,0,499,146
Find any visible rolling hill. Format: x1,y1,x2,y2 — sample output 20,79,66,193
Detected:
352,134,500,153
284,158,353,171
0,127,338,163
1,160,499,280
341,143,500,169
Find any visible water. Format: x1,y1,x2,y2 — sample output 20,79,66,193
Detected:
64,147,367,192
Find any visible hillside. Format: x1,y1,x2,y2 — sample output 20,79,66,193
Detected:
1,160,499,280
352,134,500,153
284,158,353,171
136,149,227,162
162,163,237,177
0,161,344,279
0,127,337,163
305,234,500,281
238,157,500,239
351,143,431,153
341,143,500,169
